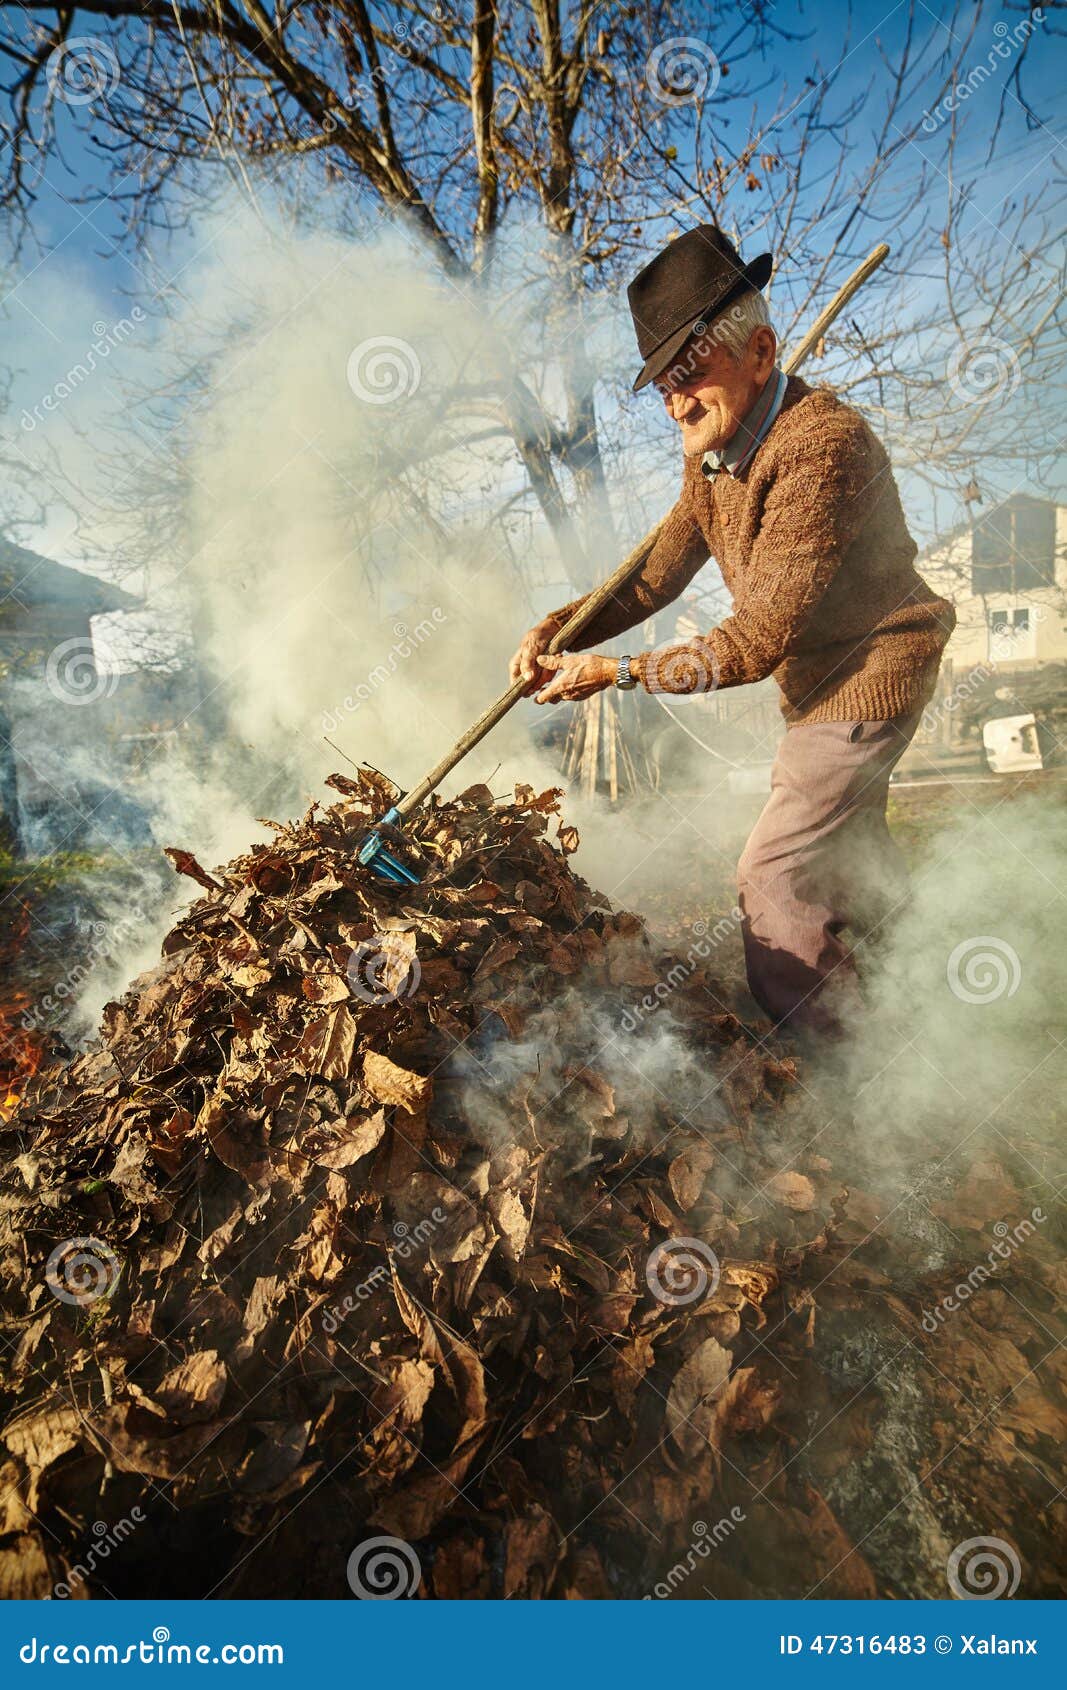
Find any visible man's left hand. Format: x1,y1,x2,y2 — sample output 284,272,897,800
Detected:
534,652,617,704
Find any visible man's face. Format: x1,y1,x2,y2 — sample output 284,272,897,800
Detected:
654,324,777,458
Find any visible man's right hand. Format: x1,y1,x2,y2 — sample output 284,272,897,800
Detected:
509,614,564,697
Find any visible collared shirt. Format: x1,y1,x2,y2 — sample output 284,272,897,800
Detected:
700,365,788,480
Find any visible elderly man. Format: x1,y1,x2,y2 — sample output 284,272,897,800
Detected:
510,227,955,1035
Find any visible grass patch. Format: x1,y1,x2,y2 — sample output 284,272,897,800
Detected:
0,847,114,900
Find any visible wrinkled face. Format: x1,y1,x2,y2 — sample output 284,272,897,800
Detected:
654,324,777,457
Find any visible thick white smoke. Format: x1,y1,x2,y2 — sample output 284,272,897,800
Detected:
37,199,674,1029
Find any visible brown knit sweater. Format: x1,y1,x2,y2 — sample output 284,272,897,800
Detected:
551,375,956,724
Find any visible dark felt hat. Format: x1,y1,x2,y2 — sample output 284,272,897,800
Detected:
627,226,773,392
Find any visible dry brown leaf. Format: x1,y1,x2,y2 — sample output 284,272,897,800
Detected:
364,1050,432,1114
154,1350,227,1423
666,1336,732,1458
298,1005,358,1080
765,1170,816,1212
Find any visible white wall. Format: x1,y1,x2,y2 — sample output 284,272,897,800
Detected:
920,504,1067,674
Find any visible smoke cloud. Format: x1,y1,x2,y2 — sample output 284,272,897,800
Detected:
799,789,1064,1184
16,199,671,1030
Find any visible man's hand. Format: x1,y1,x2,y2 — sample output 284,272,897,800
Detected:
509,615,564,698
534,652,617,704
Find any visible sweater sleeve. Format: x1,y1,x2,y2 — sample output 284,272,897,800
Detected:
641,416,883,695
547,484,710,652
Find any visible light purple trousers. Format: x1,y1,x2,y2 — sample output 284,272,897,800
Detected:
737,714,921,1034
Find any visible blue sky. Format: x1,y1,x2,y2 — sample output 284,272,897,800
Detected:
16,1,1062,304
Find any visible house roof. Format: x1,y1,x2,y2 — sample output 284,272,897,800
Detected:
0,537,140,616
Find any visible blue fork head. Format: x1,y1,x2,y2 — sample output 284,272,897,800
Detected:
356,805,423,885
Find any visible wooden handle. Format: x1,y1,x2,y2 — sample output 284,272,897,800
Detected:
393,242,891,818
782,243,890,377
394,521,667,816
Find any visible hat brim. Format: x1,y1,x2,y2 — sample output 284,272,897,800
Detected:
631,252,774,393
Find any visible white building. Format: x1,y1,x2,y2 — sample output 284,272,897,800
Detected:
920,494,1067,672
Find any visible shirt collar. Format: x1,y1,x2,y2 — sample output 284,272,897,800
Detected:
701,366,788,480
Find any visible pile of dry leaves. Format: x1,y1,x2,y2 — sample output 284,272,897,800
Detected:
0,772,838,1599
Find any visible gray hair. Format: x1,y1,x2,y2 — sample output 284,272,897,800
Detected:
708,288,774,362
654,288,775,392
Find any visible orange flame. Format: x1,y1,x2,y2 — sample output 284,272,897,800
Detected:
0,902,48,1120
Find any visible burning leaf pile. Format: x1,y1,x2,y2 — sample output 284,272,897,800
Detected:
0,899,48,1123
0,772,840,1599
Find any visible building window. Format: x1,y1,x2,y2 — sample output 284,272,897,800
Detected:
989,604,1038,662
990,608,1029,633
972,498,1055,595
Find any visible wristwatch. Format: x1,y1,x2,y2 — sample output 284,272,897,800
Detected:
614,654,638,691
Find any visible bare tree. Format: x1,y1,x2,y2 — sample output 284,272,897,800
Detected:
0,2,781,587
5,4,1059,574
